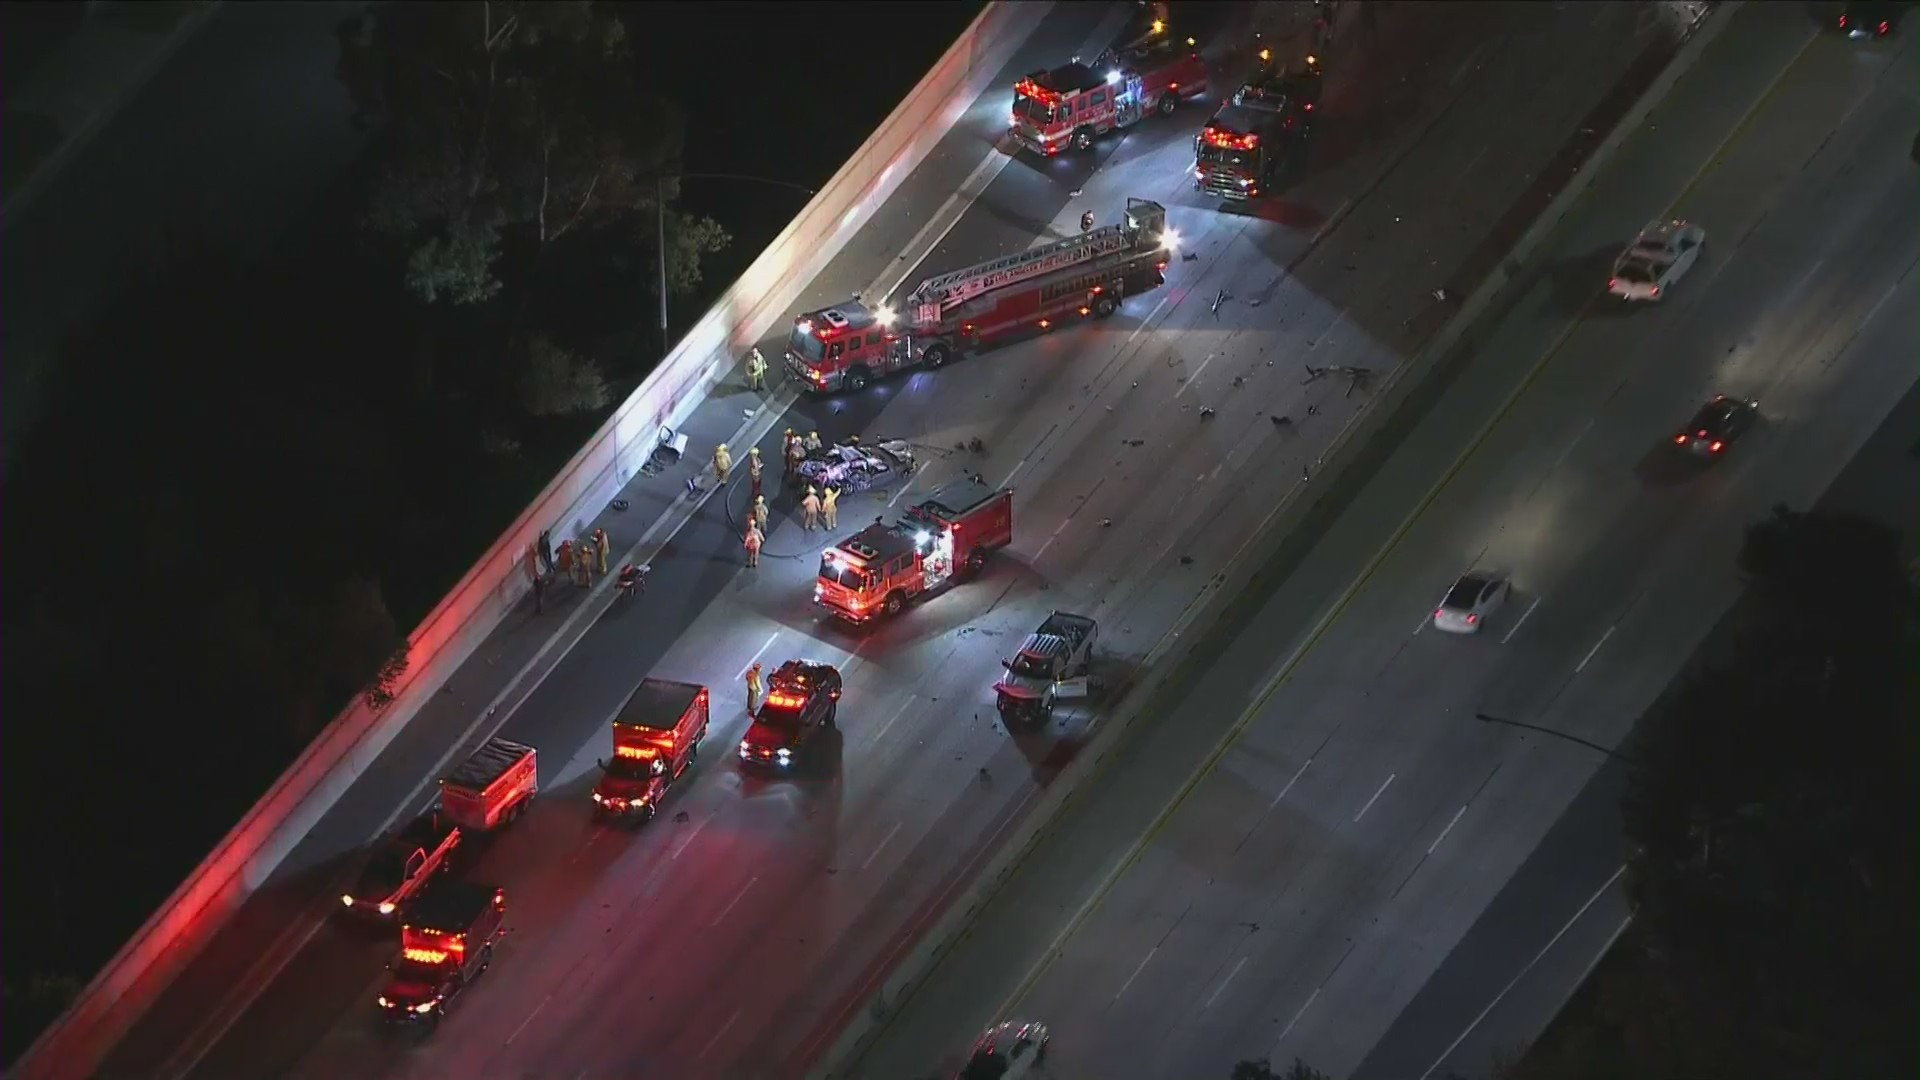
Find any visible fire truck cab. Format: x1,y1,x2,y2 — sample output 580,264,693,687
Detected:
1193,55,1317,200
593,679,710,825
377,882,506,1033
815,481,1014,623
1010,31,1207,156
784,299,915,394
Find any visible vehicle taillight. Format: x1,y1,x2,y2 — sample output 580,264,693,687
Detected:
1674,434,1688,444
1608,278,1618,289
1038,319,1051,329
1710,441,1724,453
1078,306,1091,316
1649,286,1660,297
1466,614,1478,625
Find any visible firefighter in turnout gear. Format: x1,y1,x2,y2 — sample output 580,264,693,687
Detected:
744,524,764,568
744,347,769,391
713,443,733,485
821,485,840,530
592,528,610,575
747,447,764,499
801,487,822,532
751,495,770,535
785,437,806,486
745,662,765,714
803,430,823,454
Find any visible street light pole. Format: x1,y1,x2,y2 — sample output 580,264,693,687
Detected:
651,171,818,343
1475,712,1635,764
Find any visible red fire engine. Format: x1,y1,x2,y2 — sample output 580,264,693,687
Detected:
785,199,1175,393
814,480,1014,623
1193,52,1319,201
1009,29,1207,156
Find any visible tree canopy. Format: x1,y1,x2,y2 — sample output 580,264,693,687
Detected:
1603,507,1918,1079
342,0,728,316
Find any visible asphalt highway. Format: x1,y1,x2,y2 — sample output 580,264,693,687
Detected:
851,6,1919,1079
97,2,1686,1078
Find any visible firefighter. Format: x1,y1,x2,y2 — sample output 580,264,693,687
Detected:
537,529,554,573
744,523,764,568
556,538,575,579
822,484,840,531
592,527,610,575
801,487,822,532
747,446,764,499
713,443,733,486
751,494,770,535
785,437,806,487
575,535,594,586
744,347,769,392
745,662,765,714
1081,210,1095,233
803,430,823,454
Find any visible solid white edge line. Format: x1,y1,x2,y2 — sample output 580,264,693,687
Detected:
1418,864,1627,1080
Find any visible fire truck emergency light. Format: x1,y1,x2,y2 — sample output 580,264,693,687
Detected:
876,304,896,327
1105,69,1122,85
797,319,813,335
1161,227,1181,252
915,530,932,546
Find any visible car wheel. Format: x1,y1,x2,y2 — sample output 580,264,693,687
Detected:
845,368,868,391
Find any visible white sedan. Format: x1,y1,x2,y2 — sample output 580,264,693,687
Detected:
1433,573,1510,635
1608,219,1706,301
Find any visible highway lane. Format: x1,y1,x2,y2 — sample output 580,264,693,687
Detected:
850,7,1918,1079
153,1,1673,1077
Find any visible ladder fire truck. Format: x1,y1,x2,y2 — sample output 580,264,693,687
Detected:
813,480,1014,624
1009,28,1208,156
1193,51,1320,201
785,199,1175,394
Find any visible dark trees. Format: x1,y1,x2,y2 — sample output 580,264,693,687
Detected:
1612,507,1918,1080
340,0,729,417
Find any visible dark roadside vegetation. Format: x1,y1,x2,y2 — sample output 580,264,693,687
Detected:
1232,509,1918,1080
0,0,979,1064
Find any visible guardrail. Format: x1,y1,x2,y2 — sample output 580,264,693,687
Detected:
8,4,1050,1077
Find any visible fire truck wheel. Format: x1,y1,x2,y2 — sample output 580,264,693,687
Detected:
1156,93,1177,117
922,343,951,368
1092,295,1118,318
1072,127,1095,152
845,367,870,391
884,591,904,616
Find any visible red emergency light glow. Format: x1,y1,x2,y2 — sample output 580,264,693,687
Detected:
614,745,660,760
403,947,451,964
1014,78,1063,105
1202,127,1259,150
764,691,807,710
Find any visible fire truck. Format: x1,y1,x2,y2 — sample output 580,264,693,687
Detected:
785,199,1175,393
376,881,506,1033
814,480,1014,623
592,679,709,825
1193,52,1319,200
1010,27,1208,156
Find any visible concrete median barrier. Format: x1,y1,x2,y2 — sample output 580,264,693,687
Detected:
8,5,1052,1077
813,5,1744,1075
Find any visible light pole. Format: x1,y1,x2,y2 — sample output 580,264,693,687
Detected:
653,172,818,341
1475,712,1636,764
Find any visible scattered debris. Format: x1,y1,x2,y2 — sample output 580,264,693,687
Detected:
1211,289,1230,316
1271,415,1292,427
1199,407,1216,420
1102,518,1114,527
1432,287,1449,301
610,499,630,512
674,810,691,823
1307,404,1319,416
1122,438,1145,447
1182,251,1199,262
1179,555,1195,566
1231,376,1245,388
968,437,986,454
